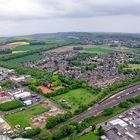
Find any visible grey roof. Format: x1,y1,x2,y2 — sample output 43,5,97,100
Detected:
132,118,140,125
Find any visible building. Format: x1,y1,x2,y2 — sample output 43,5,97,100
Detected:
131,118,140,128
14,92,31,100
23,100,32,106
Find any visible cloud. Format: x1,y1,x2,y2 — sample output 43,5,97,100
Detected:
0,0,140,36
0,0,140,20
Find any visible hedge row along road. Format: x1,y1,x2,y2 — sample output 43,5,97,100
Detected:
51,83,140,131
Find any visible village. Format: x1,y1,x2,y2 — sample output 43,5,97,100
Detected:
21,49,135,88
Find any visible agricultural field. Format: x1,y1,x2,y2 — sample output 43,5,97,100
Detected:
4,103,50,128
8,42,30,46
53,88,95,112
12,44,47,52
78,130,99,140
8,54,43,63
83,47,116,54
128,64,140,69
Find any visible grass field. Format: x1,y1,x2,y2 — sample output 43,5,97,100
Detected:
83,47,115,54
78,130,99,140
0,100,23,111
13,45,47,51
128,64,140,69
53,88,95,111
8,54,43,63
4,103,49,128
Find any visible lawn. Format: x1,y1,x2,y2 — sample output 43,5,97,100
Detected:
8,54,43,63
4,103,49,128
0,100,23,111
128,64,140,69
78,130,99,140
13,45,47,51
83,47,115,54
53,88,95,111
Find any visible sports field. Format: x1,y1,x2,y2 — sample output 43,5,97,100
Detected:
53,88,95,111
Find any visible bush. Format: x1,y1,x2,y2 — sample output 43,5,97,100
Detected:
22,127,41,138
103,108,114,116
119,101,130,108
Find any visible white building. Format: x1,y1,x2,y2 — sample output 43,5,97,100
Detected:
14,92,31,100
23,100,32,106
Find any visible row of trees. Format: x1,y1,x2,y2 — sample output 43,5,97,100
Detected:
40,116,96,140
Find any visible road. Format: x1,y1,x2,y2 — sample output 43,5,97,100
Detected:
51,83,140,131
71,83,140,122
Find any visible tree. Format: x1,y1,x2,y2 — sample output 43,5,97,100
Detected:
98,126,105,136
119,101,130,108
92,123,96,131
22,127,41,138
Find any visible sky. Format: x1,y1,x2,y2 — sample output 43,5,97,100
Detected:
0,0,140,36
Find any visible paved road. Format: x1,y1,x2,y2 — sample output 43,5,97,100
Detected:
51,83,140,131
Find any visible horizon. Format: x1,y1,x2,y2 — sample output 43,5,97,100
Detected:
1,31,140,38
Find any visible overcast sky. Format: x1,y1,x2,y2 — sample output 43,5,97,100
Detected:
0,0,140,36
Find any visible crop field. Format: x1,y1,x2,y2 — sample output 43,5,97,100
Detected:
128,64,140,69
8,54,43,63
83,47,116,54
8,42,30,46
12,51,27,54
53,88,95,111
13,44,47,51
4,103,49,128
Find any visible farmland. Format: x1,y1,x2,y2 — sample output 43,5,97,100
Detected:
83,47,116,54
8,54,43,63
4,103,50,128
53,88,95,112
13,44,47,52
128,64,140,69
8,42,30,46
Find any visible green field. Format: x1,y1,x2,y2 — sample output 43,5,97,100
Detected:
4,103,49,128
78,130,99,140
0,100,22,111
53,88,95,111
8,54,43,63
83,47,115,54
13,45,47,51
128,64,140,69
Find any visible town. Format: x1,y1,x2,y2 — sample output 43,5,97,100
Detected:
0,32,140,140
